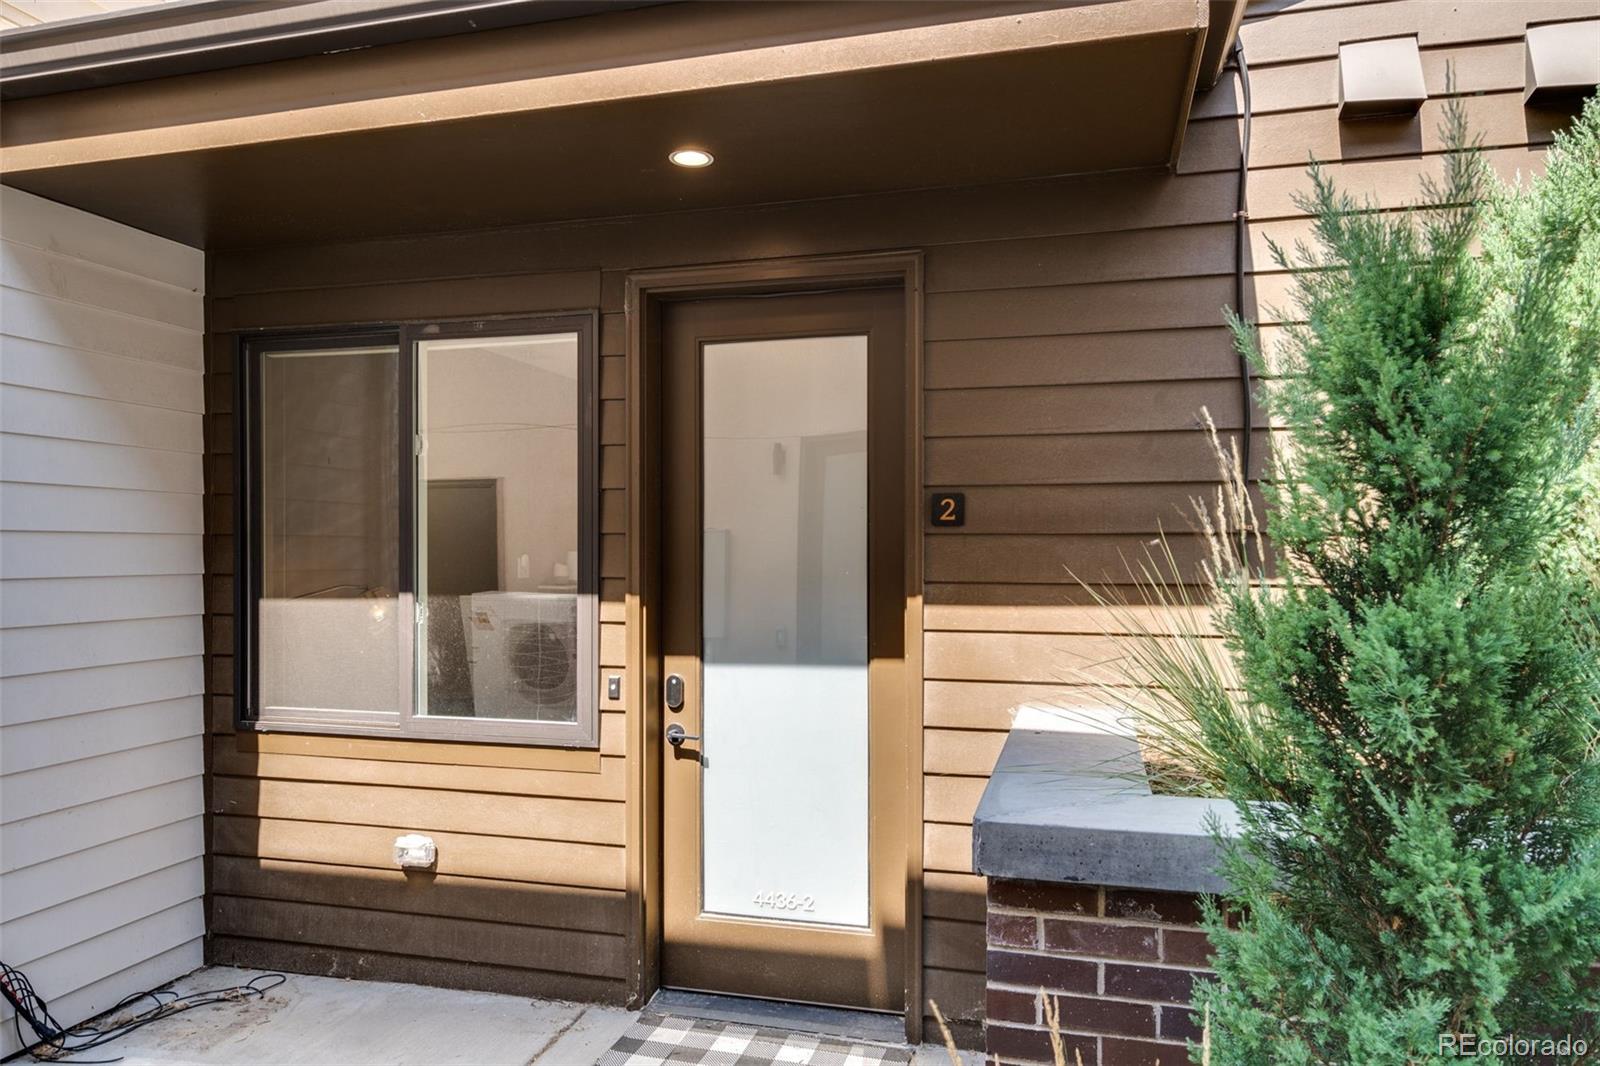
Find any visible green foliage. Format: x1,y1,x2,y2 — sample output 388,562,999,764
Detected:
1192,94,1600,1064
1065,479,1277,799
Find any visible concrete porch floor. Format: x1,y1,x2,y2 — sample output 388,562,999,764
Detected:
52,967,975,1065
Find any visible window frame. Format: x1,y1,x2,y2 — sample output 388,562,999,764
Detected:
234,313,601,748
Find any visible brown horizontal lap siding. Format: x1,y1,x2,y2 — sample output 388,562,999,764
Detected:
199,0,1575,1034
911,0,1576,1041
202,268,636,1002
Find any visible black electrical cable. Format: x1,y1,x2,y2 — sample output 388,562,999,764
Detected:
1,960,285,1063
1231,36,1255,488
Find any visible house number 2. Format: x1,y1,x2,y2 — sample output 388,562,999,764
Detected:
930,492,965,527
753,891,815,912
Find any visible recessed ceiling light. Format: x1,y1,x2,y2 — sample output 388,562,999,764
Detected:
669,148,714,168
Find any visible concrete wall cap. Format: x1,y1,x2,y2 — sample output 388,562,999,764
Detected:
972,725,1241,895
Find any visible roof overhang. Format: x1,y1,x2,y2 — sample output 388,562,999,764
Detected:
1,1,1222,250
0,0,672,100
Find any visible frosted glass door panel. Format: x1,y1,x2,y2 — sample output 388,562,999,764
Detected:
700,336,869,927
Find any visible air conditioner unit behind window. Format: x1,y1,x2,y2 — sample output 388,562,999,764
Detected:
460,591,578,721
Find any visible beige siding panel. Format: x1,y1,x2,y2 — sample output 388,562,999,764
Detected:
0,574,204,628
600,621,626,667
210,855,625,933
600,353,626,396
1,616,204,675
1238,0,1599,65
0,858,204,968
0,658,204,729
1,697,201,775
1,484,204,535
0,185,202,290
926,381,1253,438
925,870,987,921
214,816,626,890
927,430,1271,487
207,269,602,332
0,818,203,923
211,170,1245,298
925,775,988,827
925,603,1215,635
1193,42,1534,119
924,728,1007,779
0,904,202,1057
926,328,1240,390
925,966,987,1025
1250,146,1547,222
0,186,203,1058
926,277,1238,341
926,630,1142,684
1,433,202,493
1,736,201,823
0,778,202,874
925,533,1209,587
924,680,1069,731
0,531,202,579
1,337,204,412
926,223,1235,292
1183,90,1565,176
210,776,625,846
925,916,986,973
925,822,975,875
1,384,200,452
211,745,626,802
207,937,625,1004
1,287,202,369
1,240,204,331
210,895,626,979
0,939,203,1058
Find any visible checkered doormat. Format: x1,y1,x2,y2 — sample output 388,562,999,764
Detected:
597,1012,913,1066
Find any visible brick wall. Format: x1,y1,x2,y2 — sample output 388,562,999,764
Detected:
984,879,1212,1066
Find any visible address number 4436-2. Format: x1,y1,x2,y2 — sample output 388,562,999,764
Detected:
752,891,816,913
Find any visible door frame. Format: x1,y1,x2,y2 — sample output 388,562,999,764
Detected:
622,252,925,1041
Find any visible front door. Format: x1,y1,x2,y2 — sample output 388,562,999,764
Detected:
659,288,907,1012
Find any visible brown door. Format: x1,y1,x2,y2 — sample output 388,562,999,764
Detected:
659,288,908,1011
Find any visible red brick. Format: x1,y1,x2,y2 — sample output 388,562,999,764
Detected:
986,1023,1097,1066
1049,993,1158,1038
989,878,1101,916
1103,964,1200,1004
988,912,1038,948
1159,1005,1204,1043
987,950,1097,995
1044,919,1159,961
1160,928,1214,968
1104,889,1205,926
1101,1037,1190,1066
987,987,1039,1025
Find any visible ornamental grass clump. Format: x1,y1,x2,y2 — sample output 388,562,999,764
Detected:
1191,94,1600,1064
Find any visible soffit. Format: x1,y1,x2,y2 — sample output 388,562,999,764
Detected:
0,1,1209,249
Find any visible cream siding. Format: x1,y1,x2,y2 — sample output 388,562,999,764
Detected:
0,186,206,1057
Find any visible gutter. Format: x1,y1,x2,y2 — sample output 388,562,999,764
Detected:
0,0,673,100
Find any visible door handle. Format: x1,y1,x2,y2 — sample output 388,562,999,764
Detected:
665,723,701,748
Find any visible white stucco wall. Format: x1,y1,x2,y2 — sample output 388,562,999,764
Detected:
0,186,206,1055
